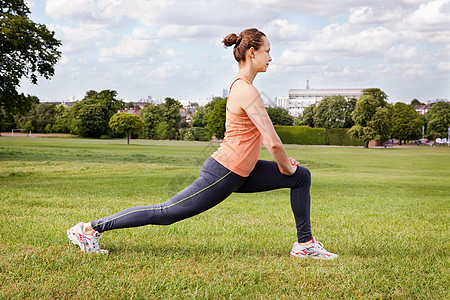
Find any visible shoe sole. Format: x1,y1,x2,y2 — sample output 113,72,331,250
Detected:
290,252,337,260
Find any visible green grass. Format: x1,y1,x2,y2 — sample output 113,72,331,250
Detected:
0,137,448,299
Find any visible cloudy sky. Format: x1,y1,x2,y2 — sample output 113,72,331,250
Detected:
19,0,450,104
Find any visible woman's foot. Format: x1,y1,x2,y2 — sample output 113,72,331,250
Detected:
290,237,337,259
67,222,108,254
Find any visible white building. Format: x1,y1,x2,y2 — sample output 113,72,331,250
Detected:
277,88,364,117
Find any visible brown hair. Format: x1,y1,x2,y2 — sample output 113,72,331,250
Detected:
222,28,266,63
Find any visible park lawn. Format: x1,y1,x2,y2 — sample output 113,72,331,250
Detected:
0,137,448,299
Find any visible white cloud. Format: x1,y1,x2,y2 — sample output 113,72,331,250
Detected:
52,24,114,54
262,20,309,43
45,0,130,28
46,0,95,21
21,0,450,102
98,34,160,62
406,0,450,31
157,25,226,43
437,61,450,71
349,6,405,24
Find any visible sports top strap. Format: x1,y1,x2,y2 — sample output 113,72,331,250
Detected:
229,77,251,90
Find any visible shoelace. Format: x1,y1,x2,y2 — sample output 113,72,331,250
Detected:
309,240,326,252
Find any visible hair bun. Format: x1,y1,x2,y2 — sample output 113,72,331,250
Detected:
222,33,239,48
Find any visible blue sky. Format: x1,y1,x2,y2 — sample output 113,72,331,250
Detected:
19,0,450,104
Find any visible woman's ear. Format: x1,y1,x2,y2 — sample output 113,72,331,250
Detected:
249,47,256,59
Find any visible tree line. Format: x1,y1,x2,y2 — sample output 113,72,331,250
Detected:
292,88,449,148
1,88,449,148
0,89,228,142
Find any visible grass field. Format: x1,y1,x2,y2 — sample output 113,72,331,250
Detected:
0,137,448,299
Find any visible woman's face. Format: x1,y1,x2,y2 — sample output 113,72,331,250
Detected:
253,36,272,72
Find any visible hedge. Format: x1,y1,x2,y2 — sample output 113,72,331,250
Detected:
325,128,365,146
274,126,364,146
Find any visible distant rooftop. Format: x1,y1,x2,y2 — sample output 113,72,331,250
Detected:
289,89,364,98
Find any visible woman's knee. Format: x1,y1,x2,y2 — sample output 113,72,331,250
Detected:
294,166,311,187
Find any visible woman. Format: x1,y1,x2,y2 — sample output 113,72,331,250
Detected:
67,28,337,259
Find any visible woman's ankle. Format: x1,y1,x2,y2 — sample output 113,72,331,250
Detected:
82,222,95,235
299,239,313,247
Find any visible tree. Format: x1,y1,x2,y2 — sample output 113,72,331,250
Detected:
109,112,144,145
71,102,109,138
70,90,124,138
160,97,182,139
0,0,61,116
348,89,393,148
26,102,56,133
296,104,316,127
392,103,423,144
140,104,161,139
207,98,227,139
52,104,71,133
140,97,182,140
266,107,294,125
192,97,223,128
411,99,424,106
426,101,450,138
24,120,33,136
313,95,355,128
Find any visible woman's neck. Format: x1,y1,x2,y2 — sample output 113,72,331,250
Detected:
237,64,257,84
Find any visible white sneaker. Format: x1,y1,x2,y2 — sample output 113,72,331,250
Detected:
67,222,108,254
290,237,337,259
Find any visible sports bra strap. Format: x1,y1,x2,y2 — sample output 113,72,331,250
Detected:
229,77,251,90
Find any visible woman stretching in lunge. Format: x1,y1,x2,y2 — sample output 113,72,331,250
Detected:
67,28,337,259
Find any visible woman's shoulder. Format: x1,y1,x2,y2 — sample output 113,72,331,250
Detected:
229,80,259,99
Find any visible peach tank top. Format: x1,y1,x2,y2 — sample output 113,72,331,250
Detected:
211,78,263,177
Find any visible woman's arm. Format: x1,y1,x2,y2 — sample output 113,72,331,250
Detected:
235,84,298,175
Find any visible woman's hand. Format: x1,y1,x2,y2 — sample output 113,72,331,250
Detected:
279,157,300,176
289,157,300,167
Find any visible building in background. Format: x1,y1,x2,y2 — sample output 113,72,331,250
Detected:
277,81,364,117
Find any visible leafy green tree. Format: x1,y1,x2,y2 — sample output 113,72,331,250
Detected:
109,112,144,145
191,106,208,127
296,104,316,127
349,89,393,148
411,99,424,106
314,96,355,128
155,121,170,140
207,98,227,139
160,97,182,139
44,123,52,133
140,104,160,139
140,98,182,140
361,88,388,103
52,104,71,133
70,90,124,138
71,102,108,138
0,0,61,116
344,98,357,128
24,120,33,136
426,101,450,138
26,102,56,133
266,107,294,125
392,103,423,144
192,97,223,128
0,107,15,131
1,95,38,131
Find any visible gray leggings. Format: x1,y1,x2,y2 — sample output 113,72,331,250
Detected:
91,157,312,243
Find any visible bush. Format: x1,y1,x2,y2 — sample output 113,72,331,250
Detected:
275,126,326,145
274,126,364,146
325,128,365,146
191,127,210,141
